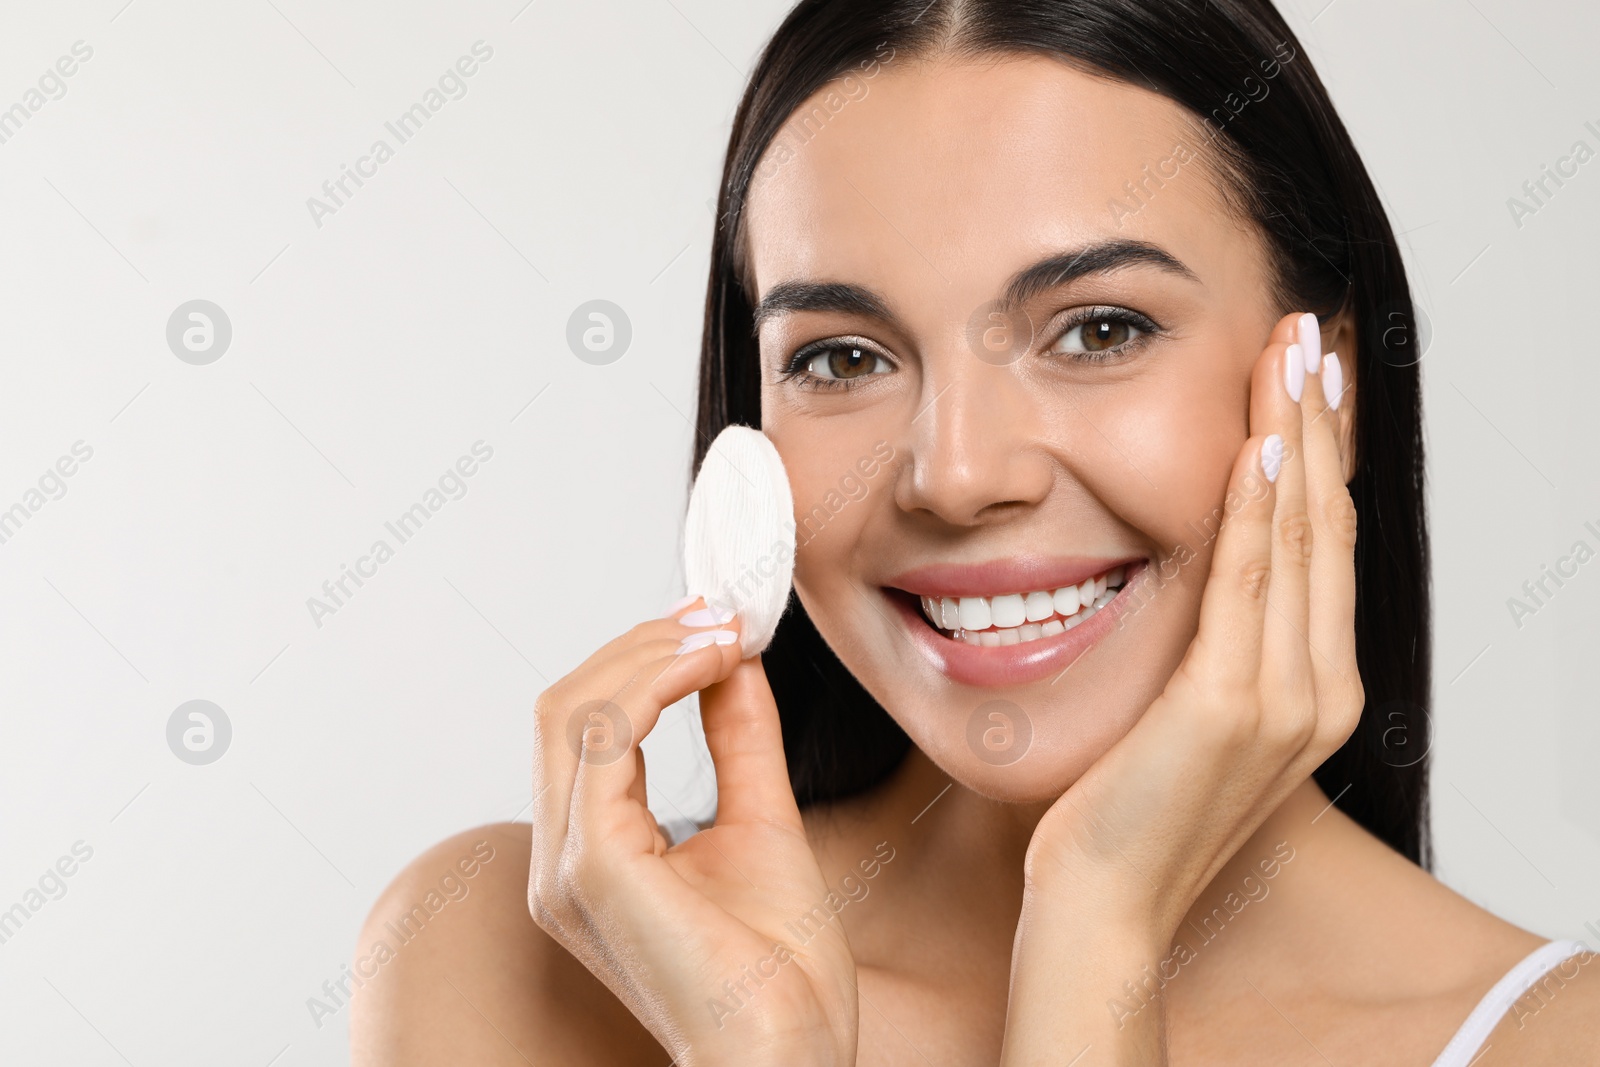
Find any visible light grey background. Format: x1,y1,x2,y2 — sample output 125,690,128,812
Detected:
0,0,1596,1063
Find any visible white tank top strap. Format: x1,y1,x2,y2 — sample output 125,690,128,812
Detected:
1429,937,1592,1067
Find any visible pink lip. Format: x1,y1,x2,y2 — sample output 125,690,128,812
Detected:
884,560,1146,688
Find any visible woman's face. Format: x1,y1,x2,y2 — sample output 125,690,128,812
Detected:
745,54,1289,802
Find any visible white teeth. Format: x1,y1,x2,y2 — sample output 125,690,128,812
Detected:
1024,590,1055,622
918,564,1132,646
958,596,991,631
989,593,1026,629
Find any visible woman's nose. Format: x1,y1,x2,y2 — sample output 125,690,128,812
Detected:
893,360,1055,527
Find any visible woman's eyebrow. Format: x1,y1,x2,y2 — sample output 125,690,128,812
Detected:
751,239,1198,332
751,280,895,333
1000,239,1199,309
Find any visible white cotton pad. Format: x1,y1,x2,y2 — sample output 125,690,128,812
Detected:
683,425,796,658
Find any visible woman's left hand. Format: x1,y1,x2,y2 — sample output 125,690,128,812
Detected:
1000,311,1364,1063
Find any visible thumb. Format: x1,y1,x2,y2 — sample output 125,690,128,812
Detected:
698,654,803,832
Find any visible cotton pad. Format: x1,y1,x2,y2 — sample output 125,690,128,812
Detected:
683,425,796,658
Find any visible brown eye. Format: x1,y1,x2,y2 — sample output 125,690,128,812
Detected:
1049,310,1149,362
1082,318,1130,351
826,345,876,378
792,341,892,384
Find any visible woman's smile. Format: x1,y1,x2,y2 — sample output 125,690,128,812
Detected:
879,556,1145,686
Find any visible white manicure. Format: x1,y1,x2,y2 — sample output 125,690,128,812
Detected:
1323,352,1343,410
680,604,736,627
1262,434,1284,484
676,629,739,654
1297,312,1321,374
1285,343,1305,402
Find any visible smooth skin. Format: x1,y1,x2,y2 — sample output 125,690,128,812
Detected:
350,54,1599,1065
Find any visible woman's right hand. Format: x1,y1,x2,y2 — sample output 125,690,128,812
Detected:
529,597,858,1067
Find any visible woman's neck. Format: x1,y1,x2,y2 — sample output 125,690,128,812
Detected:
804,745,1358,980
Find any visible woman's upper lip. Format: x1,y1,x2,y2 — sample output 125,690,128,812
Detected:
881,554,1144,598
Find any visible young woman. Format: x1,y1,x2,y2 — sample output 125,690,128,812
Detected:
350,1,1600,1062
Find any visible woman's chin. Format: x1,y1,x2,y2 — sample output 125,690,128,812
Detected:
918,727,1123,806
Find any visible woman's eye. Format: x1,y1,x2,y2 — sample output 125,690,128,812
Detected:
792,343,891,383
1049,311,1150,360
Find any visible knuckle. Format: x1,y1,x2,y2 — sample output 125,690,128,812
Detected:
1339,679,1367,735
1308,678,1365,753
557,839,603,904
527,858,562,907
531,857,584,930
534,685,568,728
1239,560,1273,602
625,618,664,644
1275,511,1315,564
527,874,563,931
1322,488,1359,546
1269,702,1318,750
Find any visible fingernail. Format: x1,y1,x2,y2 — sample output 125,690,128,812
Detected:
680,604,736,627
1297,312,1321,374
661,594,700,618
1322,352,1343,410
1284,343,1305,402
676,629,739,654
1262,434,1284,483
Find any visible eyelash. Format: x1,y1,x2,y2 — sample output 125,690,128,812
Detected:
777,336,891,392
1048,305,1161,364
776,306,1162,391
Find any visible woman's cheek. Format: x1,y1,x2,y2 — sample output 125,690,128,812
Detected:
768,423,881,586
1069,366,1248,554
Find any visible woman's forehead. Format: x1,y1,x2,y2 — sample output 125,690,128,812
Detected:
743,53,1246,311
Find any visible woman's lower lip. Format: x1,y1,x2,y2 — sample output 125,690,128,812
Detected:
888,565,1142,688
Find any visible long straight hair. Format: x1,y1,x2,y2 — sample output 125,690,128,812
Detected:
693,0,1432,867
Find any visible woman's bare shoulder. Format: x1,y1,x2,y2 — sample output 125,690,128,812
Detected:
1339,839,1598,1063
1405,884,1600,1066
348,822,671,1066
1474,944,1600,1065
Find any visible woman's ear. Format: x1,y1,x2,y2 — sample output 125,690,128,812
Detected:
1324,312,1358,484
